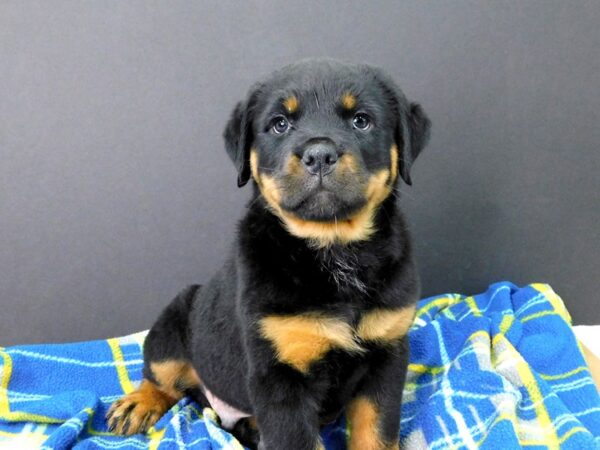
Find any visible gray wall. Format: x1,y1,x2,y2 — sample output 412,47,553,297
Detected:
1,1,599,346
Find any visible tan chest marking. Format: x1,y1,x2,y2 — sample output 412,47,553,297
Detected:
356,305,416,343
259,314,363,373
259,306,415,373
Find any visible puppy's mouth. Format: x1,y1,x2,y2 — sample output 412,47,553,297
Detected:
280,187,366,222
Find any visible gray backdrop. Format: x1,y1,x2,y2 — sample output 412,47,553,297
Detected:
1,1,599,346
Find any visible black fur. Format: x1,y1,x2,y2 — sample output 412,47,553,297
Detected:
114,59,430,450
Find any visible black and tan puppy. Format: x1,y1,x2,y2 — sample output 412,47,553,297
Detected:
107,59,430,450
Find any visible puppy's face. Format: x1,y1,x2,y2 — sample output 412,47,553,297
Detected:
224,60,430,247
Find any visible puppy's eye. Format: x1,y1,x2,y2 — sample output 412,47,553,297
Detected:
271,116,290,134
352,113,371,131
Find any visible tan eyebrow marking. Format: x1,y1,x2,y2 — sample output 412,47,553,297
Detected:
341,92,357,110
283,95,299,113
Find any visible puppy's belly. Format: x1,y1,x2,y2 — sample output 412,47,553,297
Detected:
200,379,251,429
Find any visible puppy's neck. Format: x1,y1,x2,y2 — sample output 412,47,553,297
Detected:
245,192,404,267
315,244,367,294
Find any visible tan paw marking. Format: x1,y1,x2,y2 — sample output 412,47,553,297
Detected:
106,380,174,435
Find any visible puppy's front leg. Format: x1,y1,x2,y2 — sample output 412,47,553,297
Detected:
346,338,409,450
244,312,329,450
249,365,325,450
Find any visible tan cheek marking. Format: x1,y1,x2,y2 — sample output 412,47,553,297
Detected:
347,397,398,450
250,149,260,184
259,315,364,373
251,148,284,212
260,175,283,213
357,305,416,343
365,168,392,205
341,92,357,110
389,145,398,184
283,95,299,114
285,154,304,178
338,153,359,174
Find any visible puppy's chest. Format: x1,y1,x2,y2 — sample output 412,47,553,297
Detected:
258,305,415,374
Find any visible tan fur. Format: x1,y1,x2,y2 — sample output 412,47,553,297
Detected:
364,169,392,205
251,150,283,213
250,150,261,185
286,154,305,178
341,92,357,110
279,199,379,246
106,360,201,435
107,380,176,436
259,314,364,373
337,153,359,174
150,360,200,398
389,145,398,183
283,95,299,113
347,397,398,450
260,175,283,213
357,305,416,343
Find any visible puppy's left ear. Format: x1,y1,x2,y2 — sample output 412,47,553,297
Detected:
223,89,259,187
397,101,431,185
372,67,431,185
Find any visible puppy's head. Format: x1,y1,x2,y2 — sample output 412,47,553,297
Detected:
224,60,430,247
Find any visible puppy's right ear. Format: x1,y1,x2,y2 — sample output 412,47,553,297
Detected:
223,91,258,187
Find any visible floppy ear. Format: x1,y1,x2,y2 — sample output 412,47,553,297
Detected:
223,92,257,187
372,68,431,185
397,101,431,185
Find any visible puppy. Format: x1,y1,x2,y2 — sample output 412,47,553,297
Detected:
107,59,430,450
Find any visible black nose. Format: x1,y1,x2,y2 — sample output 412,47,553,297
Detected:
301,143,338,176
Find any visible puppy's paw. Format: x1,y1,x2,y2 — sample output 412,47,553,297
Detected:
106,381,174,435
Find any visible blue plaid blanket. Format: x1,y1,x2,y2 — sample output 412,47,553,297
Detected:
1,282,599,449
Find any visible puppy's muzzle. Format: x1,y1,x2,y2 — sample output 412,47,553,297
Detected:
300,140,339,177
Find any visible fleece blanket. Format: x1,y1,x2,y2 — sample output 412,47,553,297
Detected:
1,282,599,449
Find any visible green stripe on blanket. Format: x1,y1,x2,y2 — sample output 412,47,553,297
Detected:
1,282,599,449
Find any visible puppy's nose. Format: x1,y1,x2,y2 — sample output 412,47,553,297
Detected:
301,144,338,176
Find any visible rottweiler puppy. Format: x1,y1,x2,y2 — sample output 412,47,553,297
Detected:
107,59,430,450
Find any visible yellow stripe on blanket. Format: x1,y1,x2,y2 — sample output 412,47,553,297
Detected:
492,330,560,448
107,338,135,394
0,349,11,415
530,283,571,324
